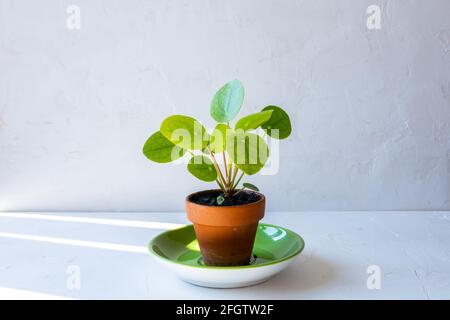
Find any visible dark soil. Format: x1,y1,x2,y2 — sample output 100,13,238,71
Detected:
189,189,262,206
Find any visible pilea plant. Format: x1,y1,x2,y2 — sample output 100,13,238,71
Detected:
143,80,291,205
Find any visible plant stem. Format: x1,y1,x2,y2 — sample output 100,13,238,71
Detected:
232,171,245,191
227,158,233,184
233,187,245,196
216,179,226,193
222,152,228,182
229,165,239,191
207,147,228,192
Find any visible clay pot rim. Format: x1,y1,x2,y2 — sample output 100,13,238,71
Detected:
185,189,265,209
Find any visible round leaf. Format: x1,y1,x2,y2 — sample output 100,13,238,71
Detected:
216,195,225,205
261,106,292,139
243,182,259,191
210,80,245,123
210,123,231,153
160,115,209,150
143,131,186,163
226,132,269,175
187,155,218,182
235,110,273,132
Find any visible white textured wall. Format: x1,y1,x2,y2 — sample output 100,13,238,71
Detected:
0,0,449,212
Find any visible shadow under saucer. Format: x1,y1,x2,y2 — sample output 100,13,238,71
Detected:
253,254,338,293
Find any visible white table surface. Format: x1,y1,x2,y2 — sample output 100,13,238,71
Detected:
0,211,449,300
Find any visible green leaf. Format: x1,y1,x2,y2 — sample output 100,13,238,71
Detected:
261,106,292,139
160,115,209,150
235,110,273,132
210,80,245,123
210,123,231,153
143,131,186,163
243,182,259,191
226,132,269,175
187,155,218,182
216,195,225,205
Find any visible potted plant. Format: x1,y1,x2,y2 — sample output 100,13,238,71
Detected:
143,80,292,266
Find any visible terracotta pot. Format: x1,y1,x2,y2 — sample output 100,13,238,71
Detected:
186,190,265,266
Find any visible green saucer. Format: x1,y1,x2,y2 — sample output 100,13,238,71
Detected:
148,223,305,288
149,223,304,268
